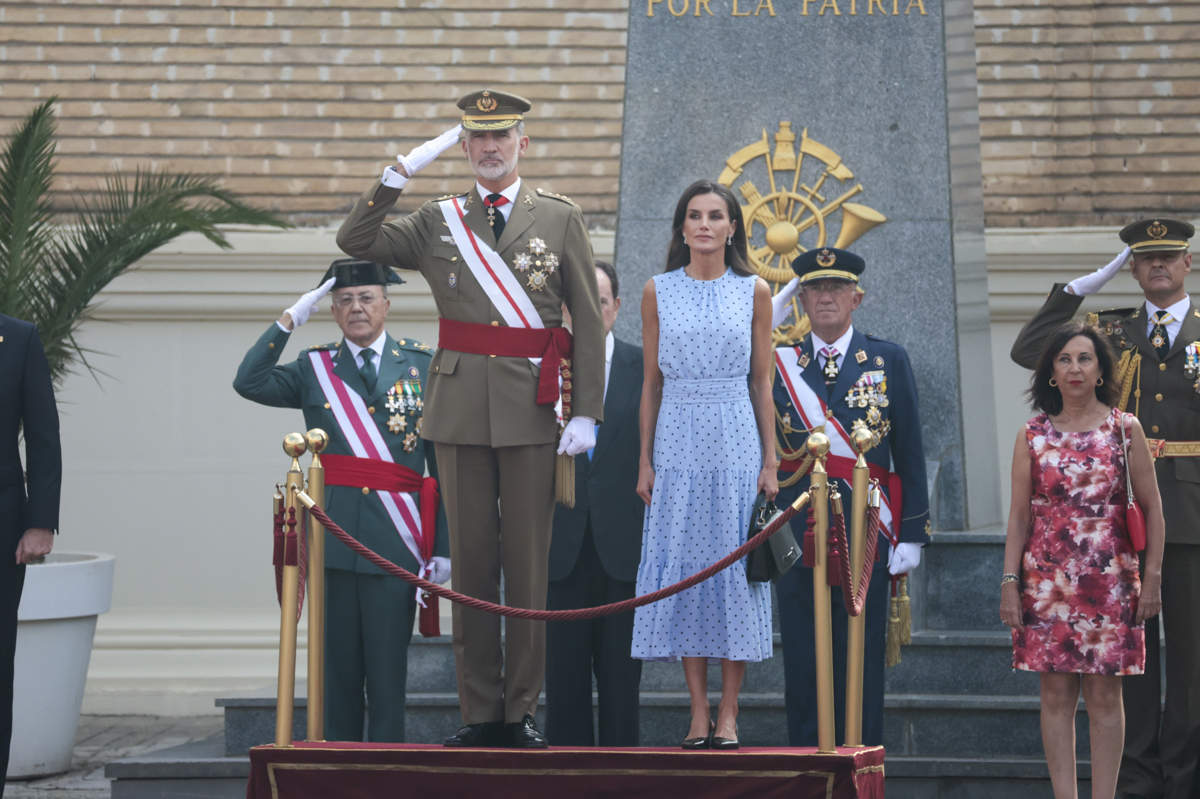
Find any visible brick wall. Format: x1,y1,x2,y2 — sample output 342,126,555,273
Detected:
0,0,628,228
2,0,1197,229
975,0,1200,227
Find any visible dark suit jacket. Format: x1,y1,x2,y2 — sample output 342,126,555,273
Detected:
548,337,644,583
1011,284,1200,545
0,314,61,545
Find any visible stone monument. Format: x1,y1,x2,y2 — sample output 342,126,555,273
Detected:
614,0,998,532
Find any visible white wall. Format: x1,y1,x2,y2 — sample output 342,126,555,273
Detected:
56,224,1163,714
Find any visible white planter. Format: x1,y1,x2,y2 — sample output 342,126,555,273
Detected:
7,552,115,779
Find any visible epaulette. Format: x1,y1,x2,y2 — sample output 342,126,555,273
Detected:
305,341,339,352
434,192,466,202
1090,306,1139,323
395,338,434,354
535,187,578,206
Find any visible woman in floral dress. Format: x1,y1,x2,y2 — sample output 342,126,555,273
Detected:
1000,321,1164,799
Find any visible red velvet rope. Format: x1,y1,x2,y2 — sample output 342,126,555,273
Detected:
303,500,800,621
827,496,881,618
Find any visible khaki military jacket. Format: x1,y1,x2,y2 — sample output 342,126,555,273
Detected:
1011,284,1200,545
336,181,604,448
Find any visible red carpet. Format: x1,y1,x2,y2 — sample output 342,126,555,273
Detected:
247,741,885,798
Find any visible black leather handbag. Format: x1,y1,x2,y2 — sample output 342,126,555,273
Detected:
746,492,800,583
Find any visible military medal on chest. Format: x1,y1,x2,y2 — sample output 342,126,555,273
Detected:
846,368,892,438
512,236,560,292
1185,341,1200,392
385,366,425,449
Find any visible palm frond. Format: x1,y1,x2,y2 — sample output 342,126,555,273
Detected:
0,98,59,318
0,100,291,386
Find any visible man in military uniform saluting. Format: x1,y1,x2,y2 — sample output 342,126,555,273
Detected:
234,258,449,743
770,247,931,746
336,89,604,748
1011,218,1198,799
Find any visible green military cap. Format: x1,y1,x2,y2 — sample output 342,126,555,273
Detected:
1119,218,1194,253
456,89,532,131
319,258,404,289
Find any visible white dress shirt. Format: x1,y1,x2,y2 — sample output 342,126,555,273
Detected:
1144,295,1191,347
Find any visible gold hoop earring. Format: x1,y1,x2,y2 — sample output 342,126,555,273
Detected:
1096,377,1104,386
1049,378,1058,387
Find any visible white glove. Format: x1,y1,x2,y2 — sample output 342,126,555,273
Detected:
771,276,802,328
396,124,463,178
888,542,922,575
283,277,336,328
557,416,597,456
426,556,451,585
1066,246,1131,296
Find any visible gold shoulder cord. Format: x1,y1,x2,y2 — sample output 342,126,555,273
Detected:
776,409,816,487
1114,348,1141,416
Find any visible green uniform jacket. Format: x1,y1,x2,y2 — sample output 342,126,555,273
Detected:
233,323,449,573
335,182,605,447
1011,284,1200,545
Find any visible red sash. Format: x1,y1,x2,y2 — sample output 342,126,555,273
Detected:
437,318,572,406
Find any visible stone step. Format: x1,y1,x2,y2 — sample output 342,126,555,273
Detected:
105,735,247,799
218,690,1090,758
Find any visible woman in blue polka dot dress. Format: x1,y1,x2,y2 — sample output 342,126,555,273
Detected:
632,180,778,750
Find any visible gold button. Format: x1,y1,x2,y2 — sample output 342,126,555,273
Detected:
490,354,497,358
491,320,500,326
362,486,370,495
1155,393,1164,402
1160,363,1168,371
324,402,331,409
268,342,275,349
368,406,376,414
451,256,458,262
367,200,375,207
1152,425,1160,433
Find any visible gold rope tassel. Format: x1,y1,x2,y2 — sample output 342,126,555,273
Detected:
555,451,575,508
897,574,912,645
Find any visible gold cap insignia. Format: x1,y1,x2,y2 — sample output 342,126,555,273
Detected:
1147,220,1168,239
476,91,498,112
815,249,836,268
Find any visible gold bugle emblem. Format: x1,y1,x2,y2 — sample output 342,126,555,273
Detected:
816,249,836,267
1148,220,1168,239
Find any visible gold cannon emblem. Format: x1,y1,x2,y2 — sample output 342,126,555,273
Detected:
1147,220,1168,239
723,122,886,345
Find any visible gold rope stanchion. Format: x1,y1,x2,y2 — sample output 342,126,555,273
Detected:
275,433,306,747
807,432,836,754
843,425,874,747
303,429,328,743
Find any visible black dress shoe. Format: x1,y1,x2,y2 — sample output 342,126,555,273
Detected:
710,723,739,750
506,715,548,748
444,721,504,747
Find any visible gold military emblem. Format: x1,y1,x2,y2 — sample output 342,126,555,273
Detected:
855,349,867,364
1147,220,1168,239
815,249,836,268
798,352,810,369
874,356,884,367
475,91,498,112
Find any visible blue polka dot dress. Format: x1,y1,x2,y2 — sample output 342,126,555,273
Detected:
631,268,773,662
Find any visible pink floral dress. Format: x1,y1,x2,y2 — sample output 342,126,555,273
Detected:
1012,409,1144,675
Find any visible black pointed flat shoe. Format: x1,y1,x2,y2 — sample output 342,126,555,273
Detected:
681,720,714,750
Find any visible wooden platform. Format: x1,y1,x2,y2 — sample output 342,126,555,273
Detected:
247,741,886,798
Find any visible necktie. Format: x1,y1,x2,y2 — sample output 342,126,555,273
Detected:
358,349,377,393
483,193,509,241
820,345,840,384
1150,310,1172,360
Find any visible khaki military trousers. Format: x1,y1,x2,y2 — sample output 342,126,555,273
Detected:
435,442,556,725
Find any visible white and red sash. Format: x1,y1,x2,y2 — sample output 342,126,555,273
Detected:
775,346,898,540
439,196,542,334
308,349,430,583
